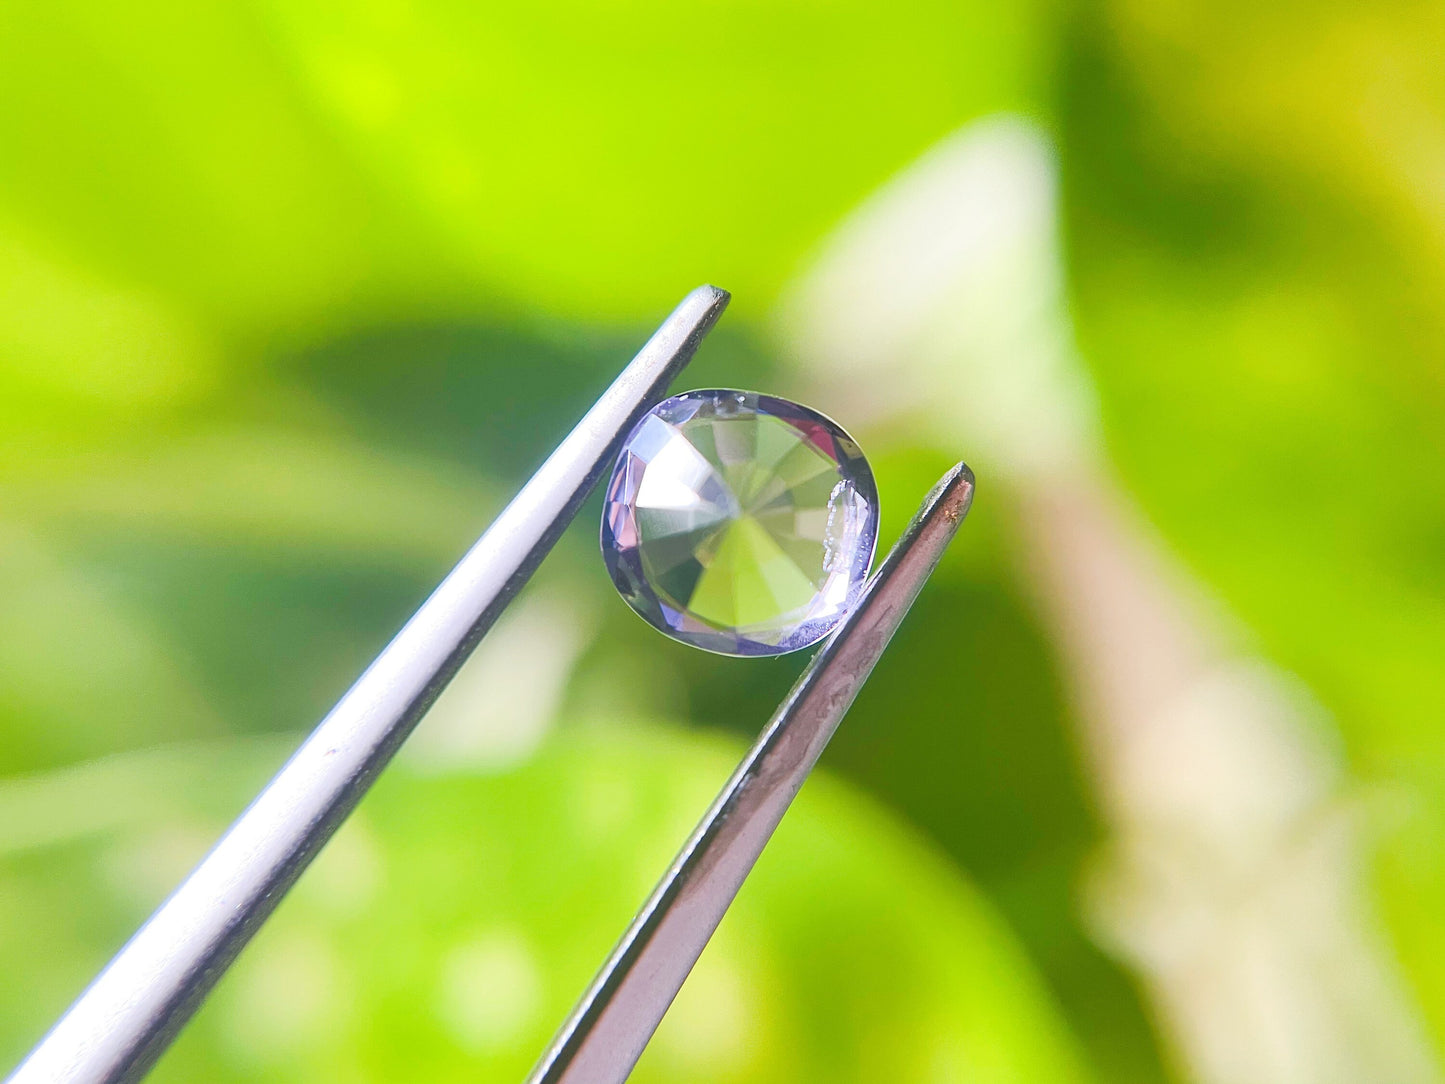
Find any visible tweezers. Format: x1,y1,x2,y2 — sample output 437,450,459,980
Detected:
8,285,974,1084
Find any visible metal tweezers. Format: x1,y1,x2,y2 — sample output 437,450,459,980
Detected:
9,286,975,1084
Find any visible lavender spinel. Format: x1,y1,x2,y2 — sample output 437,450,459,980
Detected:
601,389,879,656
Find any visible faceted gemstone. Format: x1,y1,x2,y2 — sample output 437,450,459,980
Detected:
601,389,879,656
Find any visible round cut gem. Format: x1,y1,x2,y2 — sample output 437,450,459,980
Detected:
601,389,879,656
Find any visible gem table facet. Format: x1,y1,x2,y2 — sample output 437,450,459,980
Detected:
601,389,879,656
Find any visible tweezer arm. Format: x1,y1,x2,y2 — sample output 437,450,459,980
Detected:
528,461,976,1084
8,285,730,1084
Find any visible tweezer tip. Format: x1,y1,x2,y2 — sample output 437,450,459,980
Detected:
690,283,731,309
926,461,976,520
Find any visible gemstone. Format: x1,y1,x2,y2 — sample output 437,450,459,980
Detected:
601,389,879,656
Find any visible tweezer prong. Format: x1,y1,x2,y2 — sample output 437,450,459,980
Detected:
527,460,976,1084
8,285,730,1084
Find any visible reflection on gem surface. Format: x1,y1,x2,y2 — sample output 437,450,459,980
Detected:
601,390,878,656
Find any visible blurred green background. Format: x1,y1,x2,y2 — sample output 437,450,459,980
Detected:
1,1,1442,1082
